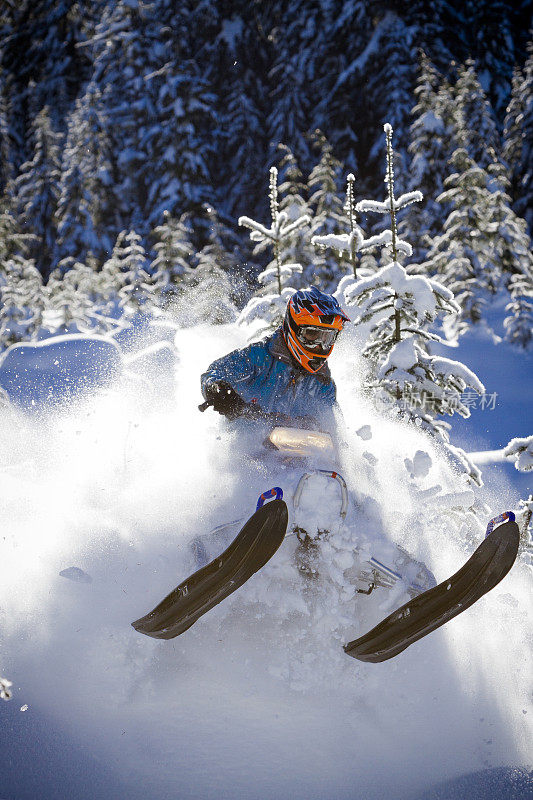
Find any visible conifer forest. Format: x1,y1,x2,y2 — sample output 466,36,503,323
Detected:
0,0,531,348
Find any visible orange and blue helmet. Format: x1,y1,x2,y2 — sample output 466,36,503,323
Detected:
282,287,350,373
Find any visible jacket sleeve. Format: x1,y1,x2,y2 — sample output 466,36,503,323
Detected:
201,343,262,400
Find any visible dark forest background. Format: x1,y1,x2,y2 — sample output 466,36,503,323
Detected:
0,0,531,300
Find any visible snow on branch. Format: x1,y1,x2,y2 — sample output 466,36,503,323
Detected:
356,191,423,214
354,124,423,265
311,230,364,255
358,229,413,257
258,263,303,285
503,435,533,472
0,676,12,701
238,167,309,296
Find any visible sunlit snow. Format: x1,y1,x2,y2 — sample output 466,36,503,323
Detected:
0,322,531,800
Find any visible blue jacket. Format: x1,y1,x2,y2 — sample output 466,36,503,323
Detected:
201,330,339,433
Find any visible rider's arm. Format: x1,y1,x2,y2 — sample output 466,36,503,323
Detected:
201,343,262,401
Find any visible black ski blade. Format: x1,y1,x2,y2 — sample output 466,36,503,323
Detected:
344,520,520,663
132,499,288,639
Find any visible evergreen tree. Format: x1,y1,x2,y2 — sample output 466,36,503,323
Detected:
117,230,157,317
344,124,484,482
45,262,106,335
88,0,176,232
502,40,533,234
466,0,519,119
0,205,33,266
13,106,61,278
0,0,91,165
238,166,307,336
98,230,130,321
363,12,417,195
146,57,220,233
314,0,370,178
504,271,533,349
313,172,369,309
0,70,13,196
422,147,533,338
213,5,274,222
186,245,237,326
453,59,500,169
307,130,346,291
267,44,312,173
54,81,117,266
222,72,268,220
402,52,458,262
276,144,314,289
0,256,46,347
150,210,195,296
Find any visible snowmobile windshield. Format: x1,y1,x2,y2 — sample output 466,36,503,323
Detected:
296,325,338,352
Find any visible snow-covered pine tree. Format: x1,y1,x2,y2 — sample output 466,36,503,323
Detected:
351,123,423,278
210,0,273,223
276,144,314,289
54,81,117,266
0,70,13,197
0,203,33,266
87,0,213,237
267,42,312,177
485,157,533,289
504,271,533,349
502,40,533,236
401,52,458,263
185,244,236,326
117,230,158,318
0,0,90,136
313,2,368,181
421,147,533,340
306,130,346,292
362,13,417,197
453,58,500,169
98,231,131,322
145,57,219,235
238,166,308,336
466,0,519,120
0,256,46,348
312,173,368,313
45,262,109,336
150,210,195,301
13,106,62,278
344,125,484,482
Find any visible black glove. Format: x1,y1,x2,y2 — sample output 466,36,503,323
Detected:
204,381,249,419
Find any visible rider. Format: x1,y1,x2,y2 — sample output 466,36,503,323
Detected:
200,286,350,434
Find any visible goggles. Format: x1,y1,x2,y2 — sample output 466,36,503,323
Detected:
296,325,338,351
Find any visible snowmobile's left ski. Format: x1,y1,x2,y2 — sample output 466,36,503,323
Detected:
344,514,520,663
132,499,288,639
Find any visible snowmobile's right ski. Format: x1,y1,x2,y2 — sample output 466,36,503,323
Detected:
344,515,520,663
132,499,288,639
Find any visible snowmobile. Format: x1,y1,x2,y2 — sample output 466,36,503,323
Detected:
131,408,520,663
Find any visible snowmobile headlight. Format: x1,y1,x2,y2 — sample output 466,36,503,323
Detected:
267,427,334,456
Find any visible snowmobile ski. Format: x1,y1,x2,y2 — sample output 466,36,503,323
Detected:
343,514,520,663
132,498,288,639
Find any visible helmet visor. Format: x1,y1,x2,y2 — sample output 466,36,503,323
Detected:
297,325,338,352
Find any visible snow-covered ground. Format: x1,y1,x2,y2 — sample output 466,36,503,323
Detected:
0,321,531,800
